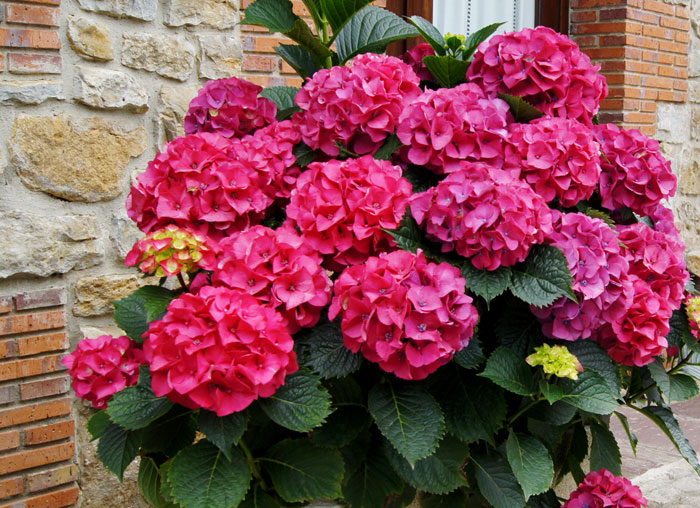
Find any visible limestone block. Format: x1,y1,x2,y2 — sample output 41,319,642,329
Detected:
0,211,103,278
73,274,154,317
122,34,195,82
67,16,113,61
674,147,700,195
690,80,700,104
76,0,157,21
0,80,62,104
197,34,243,79
632,460,700,508
164,0,239,29
655,103,690,144
10,114,147,202
74,66,149,112
157,84,199,148
110,212,143,261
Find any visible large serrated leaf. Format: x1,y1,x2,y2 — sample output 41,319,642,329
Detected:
107,368,173,430
286,19,333,66
471,452,525,508
113,294,149,342
614,411,638,455
373,134,402,161
509,245,576,308
132,286,178,321
565,341,621,395
198,410,248,461
421,491,468,508
343,443,404,508
408,16,446,55
505,432,553,498
423,55,470,88
497,93,544,123
384,211,428,255
335,6,419,63
670,374,699,402
384,436,468,495
97,422,141,481
169,441,251,508
260,86,301,121
494,300,546,357
141,406,197,457
460,263,512,304
559,370,619,415
240,485,280,508
275,44,320,80
138,456,168,508
463,23,504,60
292,141,318,168
311,406,371,448
526,490,561,508
260,370,332,432
241,0,297,32
668,308,700,353
295,319,362,379
589,421,622,476
479,347,536,396
368,383,445,466
87,410,110,441
262,438,345,502
321,0,372,33
453,335,486,370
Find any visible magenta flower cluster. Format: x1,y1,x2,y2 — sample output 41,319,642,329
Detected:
562,469,647,508
329,250,478,380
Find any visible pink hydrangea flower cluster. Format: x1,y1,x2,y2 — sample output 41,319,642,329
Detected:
410,162,553,270
467,26,607,126
212,225,331,333
400,43,436,82
506,116,601,207
125,225,217,277
62,335,145,409
562,469,647,508
143,286,297,416
594,124,676,216
329,250,478,380
293,53,421,156
396,83,511,173
285,155,412,270
532,213,632,341
183,77,276,139
686,293,700,339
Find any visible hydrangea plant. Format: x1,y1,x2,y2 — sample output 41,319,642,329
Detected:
65,1,700,508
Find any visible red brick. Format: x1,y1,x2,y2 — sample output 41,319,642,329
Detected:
16,332,67,357
0,28,60,49
571,0,626,6
624,8,659,24
24,420,74,446
642,25,672,40
20,376,69,401
571,34,597,47
0,311,65,337
25,464,77,494
0,54,3,71
253,36,287,54
585,47,626,59
641,101,657,112
0,399,71,429
0,442,74,475
0,430,20,452
598,7,627,20
570,10,597,22
7,53,61,74
658,89,686,101
5,4,59,26
242,55,276,72
624,111,656,123
0,340,16,360
643,0,674,15
572,21,627,34
12,0,60,5
0,478,22,501
11,485,79,508
0,297,11,315
13,289,65,311
675,31,690,44
0,354,64,382
0,386,16,406
599,34,625,46
658,40,688,54
676,5,690,19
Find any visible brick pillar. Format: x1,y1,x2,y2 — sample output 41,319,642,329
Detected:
0,288,78,508
569,0,690,135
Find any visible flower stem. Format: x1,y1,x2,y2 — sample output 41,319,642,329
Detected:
239,440,268,491
507,398,542,425
176,273,188,291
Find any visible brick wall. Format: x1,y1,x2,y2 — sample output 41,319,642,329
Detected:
0,0,61,76
0,288,78,508
569,0,690,135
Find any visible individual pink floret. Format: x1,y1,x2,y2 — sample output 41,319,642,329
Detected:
400,42,436,82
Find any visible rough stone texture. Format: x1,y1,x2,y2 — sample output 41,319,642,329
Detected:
656,103,690,143
198,34,243,79
0,149,6,179
632,460,700,508
164,0,239,29
10,114,147,203
122,33,195,82
0,81,63,104
76,0,157,21
110,212,143,261
67,16,114,61
74,66,149,112
0,211,103,278
157,84,199,147
73,274,154,317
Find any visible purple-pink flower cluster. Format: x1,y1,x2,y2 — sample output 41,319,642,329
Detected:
562,469,647,508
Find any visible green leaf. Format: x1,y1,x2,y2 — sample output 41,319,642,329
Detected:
401,165,443,194
565,341,621,395
141,406,197,457
583,208,615,228
262,438,345,502
384,211,427,255
113,294,149,342
260,86,301,121
493,300,545,357
497,93,544,123
133,286,178,321
670,374,699,402
538,380,564,405
259,370,332,432
139,456,168,508
460,263,512,304
479,346,536,396
589,421,622,476
407,16,446,55
241,0,298,32
97,423,141,481
668,308,700,353
453,335,486,370
463,23,504,60
559,370,619,415
506,432,553,498
422,55,470,88
286,19,333,66
292,141,318,168
198,410,248,461
471,452,525,508
385,436,468,495
240,485,280,508
343,444,404,508
320,0,373,33
335,6,419,63
421,491,468,508
169,441,251,508
368,382,445,466
295,319,362,379
311,406,371,448
526,490,560,508
614,411,638,455
373,134,403,161
635,405,700,475
107,369,173,430
509,245,576,308
88,410,111,441
274,44,320,80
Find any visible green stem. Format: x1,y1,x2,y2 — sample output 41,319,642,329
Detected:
318,15,333,68
669,353,694,375
239,440,268,491
507,398,542,425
